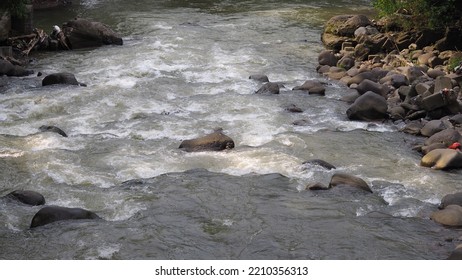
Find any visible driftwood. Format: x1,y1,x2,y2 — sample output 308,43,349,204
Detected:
6,28,49,56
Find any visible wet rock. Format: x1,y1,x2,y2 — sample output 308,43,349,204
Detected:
255,82,279,94
293,80,323,91
346,91,388,121
0,59,33,77
179,131,235,152
329,173,372,193
302,159,336,170
420,120,447,137
439,192,462,209
249,74,269,83
42,72,86,87
30,206,101,228
292,119,310,126
318,50,338,66
285,104,303,113
4,190,45,206
447,244,462,260
306,182,330,191
424,128,461,147
400,120,424,135
39,125,68,137
62,18,123,49
340,91,361,103
430,205,462,227
421,149,462,170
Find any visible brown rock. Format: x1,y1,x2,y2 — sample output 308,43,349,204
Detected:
179,131,235,152
329,173,372,193
421,149,462,170
431,205,462,226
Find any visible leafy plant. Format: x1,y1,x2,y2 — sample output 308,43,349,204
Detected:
372,0,462,30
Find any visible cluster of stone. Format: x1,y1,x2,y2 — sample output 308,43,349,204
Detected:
318,14,462,123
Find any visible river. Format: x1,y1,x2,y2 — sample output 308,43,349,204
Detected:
0,0,461,259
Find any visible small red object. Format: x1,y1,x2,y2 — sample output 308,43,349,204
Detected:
448,142,461,150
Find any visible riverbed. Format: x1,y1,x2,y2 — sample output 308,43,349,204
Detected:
1,0,461,259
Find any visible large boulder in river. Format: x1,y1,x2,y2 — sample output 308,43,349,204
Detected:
179,131,235,152
62,18,123,49
329,173,372,193
3,190,45,206
430,205,462,227
420,149,462,170
346,91,388,121
30,205,101,228
42,72,86,86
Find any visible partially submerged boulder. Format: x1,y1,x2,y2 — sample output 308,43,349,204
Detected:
255,82,280,94
30,205,101,228
439,192,462,209
179,131,235,152
430,205,462,227
329,173,372,193
62,18,123,49
3,190,45,206
346,91,388,121
42,72,86,87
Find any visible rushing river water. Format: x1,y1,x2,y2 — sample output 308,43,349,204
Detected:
1,0,461,259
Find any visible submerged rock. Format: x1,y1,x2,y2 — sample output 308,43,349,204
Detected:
302,159,336,170
30,205,101,228
3,190,45,206
39,125,68,137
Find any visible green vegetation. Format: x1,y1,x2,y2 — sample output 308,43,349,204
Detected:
0,0,28,18
448,53,462,72
372,0,462,30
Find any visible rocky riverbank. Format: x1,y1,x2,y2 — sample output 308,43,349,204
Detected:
314,14,462,259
